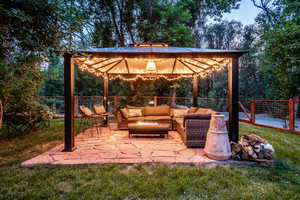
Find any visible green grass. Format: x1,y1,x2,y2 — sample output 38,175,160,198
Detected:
0,121,300,200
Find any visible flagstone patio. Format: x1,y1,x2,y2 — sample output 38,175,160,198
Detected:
22,123,222,167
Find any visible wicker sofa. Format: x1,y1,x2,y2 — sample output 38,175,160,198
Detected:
115,105,218,148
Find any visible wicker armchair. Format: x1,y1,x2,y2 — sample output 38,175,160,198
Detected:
175,114,211,148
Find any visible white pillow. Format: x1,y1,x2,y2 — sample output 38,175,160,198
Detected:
127,109,143,117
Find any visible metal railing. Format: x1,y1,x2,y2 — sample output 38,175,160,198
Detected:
38,96,300,135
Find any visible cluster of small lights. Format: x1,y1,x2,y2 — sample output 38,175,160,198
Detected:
109,74,193,82
132,43,169,47
180,58,230,67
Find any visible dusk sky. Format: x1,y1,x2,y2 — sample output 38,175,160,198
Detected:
222,0,261,25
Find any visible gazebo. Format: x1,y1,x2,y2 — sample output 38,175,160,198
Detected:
61,43,248,152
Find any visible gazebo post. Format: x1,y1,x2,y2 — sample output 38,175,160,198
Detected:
103,73,109,125
192,75,198,107
63,53,75,152
228,56,239,142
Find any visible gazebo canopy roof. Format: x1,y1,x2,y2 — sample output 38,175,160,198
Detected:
68,44,249,80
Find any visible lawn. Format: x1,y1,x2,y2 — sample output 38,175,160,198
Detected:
0,121,300,200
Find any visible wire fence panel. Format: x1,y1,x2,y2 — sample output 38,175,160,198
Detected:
156,97,169,106
254,100,290,129
174,97,193,107
295,100,300,132
38,96,300,134
39,96,65,115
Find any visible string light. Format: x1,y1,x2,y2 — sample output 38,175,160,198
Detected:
108,74,194,82
74,56,230,81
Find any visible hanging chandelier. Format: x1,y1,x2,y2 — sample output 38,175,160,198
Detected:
146,61,156,73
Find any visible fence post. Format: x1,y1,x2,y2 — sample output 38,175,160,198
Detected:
154,96,157,106
289,99,295,131
250,100,256,124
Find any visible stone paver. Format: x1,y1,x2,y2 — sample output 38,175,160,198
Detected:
21,123,221,167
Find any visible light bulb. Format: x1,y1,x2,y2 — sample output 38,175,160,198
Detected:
146,61,156,72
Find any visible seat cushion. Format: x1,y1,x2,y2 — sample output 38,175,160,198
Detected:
79,106,93,116
144,116,171,121
174,117,184,126
175,118,185,133
127,116,145,122
144,106,170,116
196,108,218,115
171,109,188,117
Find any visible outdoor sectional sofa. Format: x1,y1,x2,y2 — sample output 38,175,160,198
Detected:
115,105,218,148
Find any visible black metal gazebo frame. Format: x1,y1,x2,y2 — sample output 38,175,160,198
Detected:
61,44,248,151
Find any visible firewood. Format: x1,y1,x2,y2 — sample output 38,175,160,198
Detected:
231,134,274,162
231,142,242,154
244,146,257,159
264,151,273,160
258,153,264,159
246,134,267,144
262,143,275,153
253,144,262,153
241,151,249,160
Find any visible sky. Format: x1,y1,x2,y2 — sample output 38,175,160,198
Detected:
222,0,261,25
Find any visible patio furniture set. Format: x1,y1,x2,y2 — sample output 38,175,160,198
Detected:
116,105,220,148
78,103,220,148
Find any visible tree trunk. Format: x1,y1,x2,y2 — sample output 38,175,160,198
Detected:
0,100,3,129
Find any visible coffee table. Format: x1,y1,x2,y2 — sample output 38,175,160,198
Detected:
128,122,170,138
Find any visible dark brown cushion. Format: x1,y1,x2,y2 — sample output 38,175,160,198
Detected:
144,116,171,121
171,108,188,117
187,107,198,113
184,113,211,120
144,106,170,116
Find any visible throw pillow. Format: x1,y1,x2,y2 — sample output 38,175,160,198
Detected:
127,109,143,117
188,107,198,113
126,105,144,115
120,108,129,119
172,109,188,117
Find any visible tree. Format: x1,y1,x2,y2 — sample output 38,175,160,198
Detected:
0,0,62,133
254,0,300,99
203,20,243,49
179,0,241,47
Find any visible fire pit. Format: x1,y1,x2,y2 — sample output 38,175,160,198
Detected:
128,122,171,138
